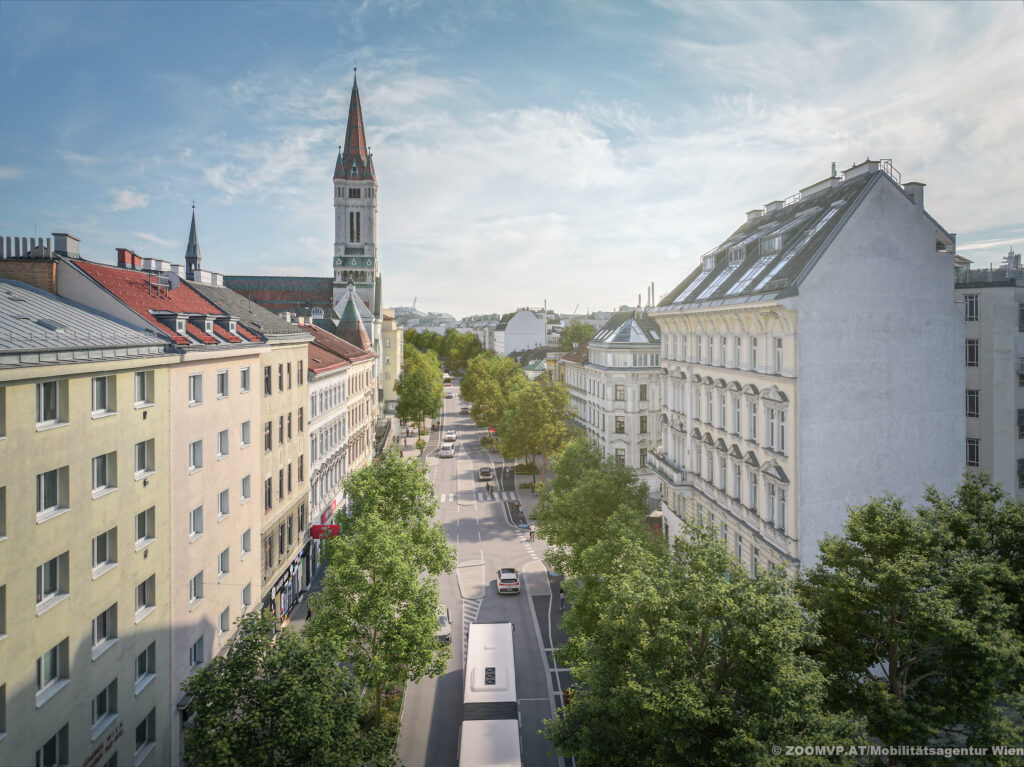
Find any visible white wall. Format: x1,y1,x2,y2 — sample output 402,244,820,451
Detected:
501,311,546,354
796,178,964,567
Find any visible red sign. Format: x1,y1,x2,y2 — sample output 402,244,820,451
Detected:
310,524,340,539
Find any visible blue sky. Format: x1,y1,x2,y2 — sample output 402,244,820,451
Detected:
1,1,1022,317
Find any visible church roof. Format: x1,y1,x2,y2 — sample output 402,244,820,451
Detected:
334,282,373,351
188,281,310,341
221,275,335,317
334,71,375,182
184,210,201,275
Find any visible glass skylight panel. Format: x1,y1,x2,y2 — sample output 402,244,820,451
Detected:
696,262,742,299
752,207,840,291
726,253,778,295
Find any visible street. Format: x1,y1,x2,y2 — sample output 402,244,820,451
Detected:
397,386,565,767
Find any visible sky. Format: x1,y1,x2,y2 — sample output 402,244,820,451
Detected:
1,1,1022,318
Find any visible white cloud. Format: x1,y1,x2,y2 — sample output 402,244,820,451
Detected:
109,188,150,212
132,231,178,248
0,167,21,181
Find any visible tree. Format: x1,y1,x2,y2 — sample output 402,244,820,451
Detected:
307,452,456,724
395,347,442,427
498,377,571,483
799,490,1024,757
558,319,595,351
545,521,860,766
182,610,393,767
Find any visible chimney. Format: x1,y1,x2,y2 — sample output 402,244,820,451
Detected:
902,182,925,210
117,248,141,269
745,209,763,222
52,233,80,259
764,200,784,214
831,161,837,178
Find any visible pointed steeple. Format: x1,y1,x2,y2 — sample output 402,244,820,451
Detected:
334,69,375,181
185,205,201,280
334,282,373,350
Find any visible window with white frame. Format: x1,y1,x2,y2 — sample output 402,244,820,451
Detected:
752,547,759,575
777,487,787,533
217,370,229,398
135,439,155,477
615,416,625,434
92,528,117,577
135,642,156,690
217,489,229,518
733,462,742,499
189,636,204,669
240,366,251,393
749,401,758,442
91,376,116,415
966,438,980,467
36,639,69,701
188,373,203,405
189,506,203,540
36,723,68,767
706,390,712,422
241,475,251,503
614,384,625,401
92,604,117,653
718,393,725,427
36,466,68,521
218,548,229,580
718,456,726,490
241,528,252,558
36,380,67,426
91,678,117,733
778,410,787,452
965,339,979,367
242,582,252,609
135,708,156,757
241,420,251,447
614,448,625,466
189,571,204,606
735,532,742,561
748,470,758,512
707,335,714,364
734,336,741,368
135,575,155,619
964,293,978,322
188,439,203,472
36,552,69,610
219,606,230,634
966,389,980,418
639,384,648,401
217,429,229,458
92,452,117,495
766,408,776,449
750,337,759,370
766,482,776,525
696,336,702,363
694,447,702,475
136,507,155,549
134,370,154,406
732,396,741,434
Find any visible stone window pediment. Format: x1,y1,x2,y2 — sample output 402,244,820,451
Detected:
727,381,741,392
742,383,760,396
715,438,728,452
692,374,703,384
691,428,703,440
702,433,715,446
760,386,789,403
761,460,789,483
744,451,760,468
728,444,744,459
714,378,726,388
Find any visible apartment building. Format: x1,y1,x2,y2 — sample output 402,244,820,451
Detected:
558,310,662,490
956,249,1024,498
0,278,176,767
334,288,378,472
380,309,403,413
494,309,546,355
649,159,963,570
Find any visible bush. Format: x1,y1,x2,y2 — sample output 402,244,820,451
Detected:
515,461,539,476
415,438,425,450
480,436,494,448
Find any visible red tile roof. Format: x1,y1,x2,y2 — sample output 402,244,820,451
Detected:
235,325,262,343
213,324,241,343
184,321,218,345
301,322,374,372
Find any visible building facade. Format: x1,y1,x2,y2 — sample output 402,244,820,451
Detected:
494,309,546,356
956,250,1024,499
380,309,403,412
649,160,963,570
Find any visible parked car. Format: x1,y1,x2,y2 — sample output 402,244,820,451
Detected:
443,429,457,443
436,604,452,644
478,466,493,481
460,404,470,414
439,443,455,458
496,568,520,594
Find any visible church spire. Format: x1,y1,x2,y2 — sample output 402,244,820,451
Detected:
184,204,201,280
334,68,374,181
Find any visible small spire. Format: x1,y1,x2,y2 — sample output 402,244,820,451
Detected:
184,206,202,281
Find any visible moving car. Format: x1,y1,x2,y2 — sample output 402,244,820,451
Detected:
439,443,455,458
478,466,493,481
496,568,520,594
436,604,452,644
445,391,454,398
443,429,457,443
460,404,470,414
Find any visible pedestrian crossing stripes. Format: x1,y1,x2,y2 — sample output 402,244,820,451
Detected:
461,597,483,662
474,490,515,502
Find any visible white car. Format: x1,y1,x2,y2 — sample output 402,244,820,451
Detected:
496,568,520,594
439,443,455,458
436,604,452,644
443,429,457,443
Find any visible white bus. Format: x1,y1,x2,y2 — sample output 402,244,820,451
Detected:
459,622,522,766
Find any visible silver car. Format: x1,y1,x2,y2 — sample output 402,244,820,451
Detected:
436,604,452,644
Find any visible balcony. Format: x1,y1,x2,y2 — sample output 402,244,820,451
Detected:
647,450,690,488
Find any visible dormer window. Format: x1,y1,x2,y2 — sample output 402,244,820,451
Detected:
205,318,214,335
760,236,782,255
702,254,716,272
728,245,745,264
176,318,186,334
229,319,237,334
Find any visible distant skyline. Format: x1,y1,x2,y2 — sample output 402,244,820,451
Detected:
1,1,1022,317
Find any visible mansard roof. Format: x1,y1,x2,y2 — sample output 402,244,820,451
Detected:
658,167,881,309
592,310,660,345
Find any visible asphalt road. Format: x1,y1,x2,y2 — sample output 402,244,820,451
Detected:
397,387,562,767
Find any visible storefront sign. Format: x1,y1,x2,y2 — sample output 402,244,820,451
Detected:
310,524,340,539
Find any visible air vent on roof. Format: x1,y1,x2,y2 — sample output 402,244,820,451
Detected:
8,295,27,302
37,319,67,332
484,667,496,685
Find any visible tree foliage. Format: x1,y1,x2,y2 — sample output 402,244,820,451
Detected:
395,346,442,427
558,319,596,351
498,377,571,482
799,489,1024,756
182,610,394,767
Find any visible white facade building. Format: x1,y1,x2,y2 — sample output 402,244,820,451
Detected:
650,159,963,570
956,250,1024,499
494,309,546,355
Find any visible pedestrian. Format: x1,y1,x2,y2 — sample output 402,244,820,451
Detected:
559,588,566,610
529,524,536,542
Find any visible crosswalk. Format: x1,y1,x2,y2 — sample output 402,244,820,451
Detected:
461,597,483,662
437,491,517,503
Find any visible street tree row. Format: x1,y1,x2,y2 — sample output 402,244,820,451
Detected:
404,327,484,375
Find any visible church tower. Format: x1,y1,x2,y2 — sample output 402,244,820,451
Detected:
333,70,379,319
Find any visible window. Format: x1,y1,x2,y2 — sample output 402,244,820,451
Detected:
264,421,272,451
190,571,204,605
614,384,625,401
242,583,252,608
219,607,230,634
36,724,68,767
964,293,978,322
749,402,758,442
241,475,251,503
708,336,715,365
639,384,648,401
298,361,304,382
242,529,252,558
639,416,647,434
218,548,229,580
287,412,293,439
749,471,758,512
92,604,118,659
349,211,361,242
240,366,251,393
189,506,203,540
735,532,742,561
135,575,155,620
217,429,229,458
966,389,980,418
774,338,783,373
349,187,361,198
718,457,727,491
92,376,116,415
298,407,304,433
750,337,759,370
92,679,118,733
767,408,776,449
265,478,273,510
615,416,625,434
279,416,284,444
0,585,5,638
264,536,273,572
135,643,156,692
0,485,5,541
719,394,725,427
135,708,156,757
134,371,153,406
778,411,787,453
279,523,286,556
733,462,742,499
965,339,979,367
217,489,230,518
287,463,293,493
639,448,647,468
1019,409,1024,439
752,547,760,575
278,364,284,391
36,552,69,611
287,362,293,389
135,507,155,550
217,370,229,398
778,488,787,534
92,529,117,577
92,452,117,495
36,466,68,522
264,366,272,396
298,503,306,533
733,397,741,433
132,438,154,478
966,438,980,467
1019,459,1024,489
279,469,284,500
188,439,203,472
36,380,67,426
36,639,69,703
188,373,203,405
614,448,625,466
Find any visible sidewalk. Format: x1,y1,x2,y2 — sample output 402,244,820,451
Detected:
285,560,325,633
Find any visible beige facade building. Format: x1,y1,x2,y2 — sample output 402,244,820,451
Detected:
650,160,963,572
380,309,403,413
0,278,176,767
